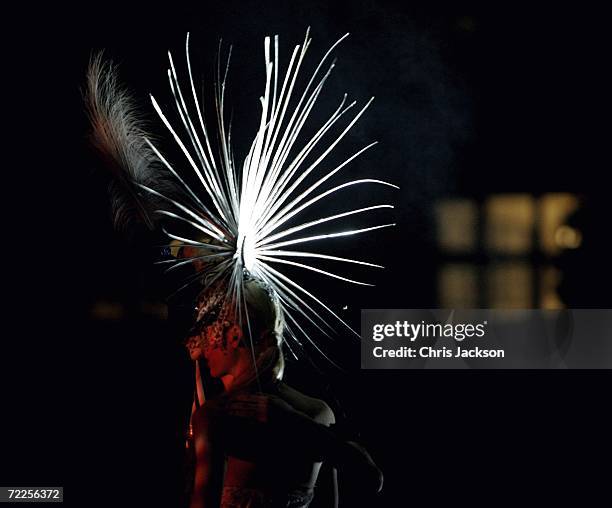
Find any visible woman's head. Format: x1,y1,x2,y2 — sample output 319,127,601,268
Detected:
185,277,285,385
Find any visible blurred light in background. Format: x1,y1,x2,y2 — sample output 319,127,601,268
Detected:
90,300,168,320
139,301,169,320
539,266,564,309
554,225,582,250
485,194,535,255
435,199,477,253
90,301,125,320
539,193,580,255
438,263,478,308
436,193,581,309
487,262,532,308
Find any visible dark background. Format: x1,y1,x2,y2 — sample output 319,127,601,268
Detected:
2,1,610,506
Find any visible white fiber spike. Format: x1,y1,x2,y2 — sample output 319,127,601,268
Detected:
139,30,395,365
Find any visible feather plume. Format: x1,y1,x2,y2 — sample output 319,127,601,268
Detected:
139,31,398,365
87,31,397,367
85,53,173,234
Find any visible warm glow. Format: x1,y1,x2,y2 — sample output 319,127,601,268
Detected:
90,301,125,320
539,266,564,309
436,193,582,309
438,263,478,308
435,199,477,253
554,225,582,249
139,301,169,319
538,193,580,255
487,262,532,308
485,194,535,254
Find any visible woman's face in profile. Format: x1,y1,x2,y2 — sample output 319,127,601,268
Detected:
201,322,238,378
184,330,231,379
185,334,204,361
184,311,229,363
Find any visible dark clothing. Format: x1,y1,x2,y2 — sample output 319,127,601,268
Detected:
220,485,314,508
198,381,382,506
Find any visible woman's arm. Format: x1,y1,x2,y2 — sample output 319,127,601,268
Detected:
190,407,224,508
332,467,339,508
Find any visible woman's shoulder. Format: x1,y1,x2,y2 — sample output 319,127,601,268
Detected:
275,382,335,426
193,384,335,428
191,397,230,430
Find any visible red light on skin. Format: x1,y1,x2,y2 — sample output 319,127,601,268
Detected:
180,245,207,273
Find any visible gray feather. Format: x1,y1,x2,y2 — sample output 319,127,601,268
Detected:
86,53,172,234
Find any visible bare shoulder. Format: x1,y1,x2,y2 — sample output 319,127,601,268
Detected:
191,399,223,432
275,382,335,426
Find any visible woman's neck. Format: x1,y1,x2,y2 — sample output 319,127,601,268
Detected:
223,349,254,391
221,374,235,391
222,349,280,394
